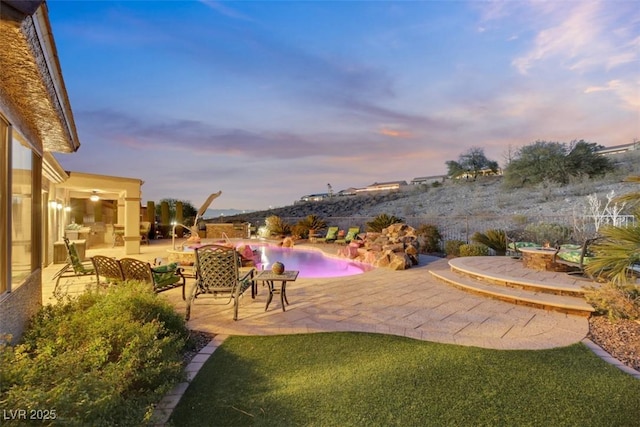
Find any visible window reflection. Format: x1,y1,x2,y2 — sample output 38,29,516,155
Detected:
11,137,32,286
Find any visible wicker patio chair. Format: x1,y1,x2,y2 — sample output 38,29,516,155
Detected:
91,255,124,286
52,237,96,294
185,244,255,321
120,257,186,300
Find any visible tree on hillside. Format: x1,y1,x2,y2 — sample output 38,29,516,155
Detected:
565,140,615,179
503,140,614,188
446,147,499,181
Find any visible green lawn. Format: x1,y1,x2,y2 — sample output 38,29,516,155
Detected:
170,332,640,426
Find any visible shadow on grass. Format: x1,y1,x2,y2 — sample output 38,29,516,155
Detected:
170,332,640,426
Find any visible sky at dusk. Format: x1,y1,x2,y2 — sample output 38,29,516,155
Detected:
49,0,640,211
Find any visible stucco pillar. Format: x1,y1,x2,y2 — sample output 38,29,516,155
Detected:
123,196,141,255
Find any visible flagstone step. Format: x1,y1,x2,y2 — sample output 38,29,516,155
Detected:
447,257,588,298
428,262,595,317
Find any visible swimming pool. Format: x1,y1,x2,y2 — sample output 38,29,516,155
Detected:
252,245,373,278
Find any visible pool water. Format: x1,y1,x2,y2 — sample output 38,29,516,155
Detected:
252,245,373,278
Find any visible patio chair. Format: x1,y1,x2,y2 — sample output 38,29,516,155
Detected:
505,236,538,259
336,227,360,244
91,255,124,286
553,237,599,277
317,226,339,243
120,258,186,300
185,244,255,321
52,237,96,294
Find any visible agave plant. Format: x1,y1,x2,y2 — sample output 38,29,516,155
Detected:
366,213,404,232
471,229,507,255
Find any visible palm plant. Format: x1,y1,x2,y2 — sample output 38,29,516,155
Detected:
615,175,640,206
585,210,640,285
471,229,507,255
265,215,291,236
366,213,404,232
297,215,327,233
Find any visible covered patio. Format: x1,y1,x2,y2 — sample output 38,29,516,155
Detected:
49,171,144,257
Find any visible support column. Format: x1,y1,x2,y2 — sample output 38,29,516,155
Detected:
124,196,141,255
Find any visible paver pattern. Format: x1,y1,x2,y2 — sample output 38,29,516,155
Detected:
43,240,588,350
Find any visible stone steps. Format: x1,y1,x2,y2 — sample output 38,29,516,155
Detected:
428,259,595,317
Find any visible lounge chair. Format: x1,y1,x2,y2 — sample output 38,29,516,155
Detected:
91,255,124,286
553,238,599,277
52,237,96,294
185,245,255,321
506,237,538,259
336,227,360,244
120,258,186,300
317,226,339,243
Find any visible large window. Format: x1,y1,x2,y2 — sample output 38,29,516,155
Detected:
11,135,33,286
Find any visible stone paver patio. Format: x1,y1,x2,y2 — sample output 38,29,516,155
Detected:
43,239,588,351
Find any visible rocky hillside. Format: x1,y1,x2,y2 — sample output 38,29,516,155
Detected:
222,151,639,227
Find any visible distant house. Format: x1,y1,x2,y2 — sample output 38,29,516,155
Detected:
337,187,359,196
411,175,447,186
596,142,639,156
299,193,330,202
355,181,408,193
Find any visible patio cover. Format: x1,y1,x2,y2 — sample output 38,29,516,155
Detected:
53,171,144,255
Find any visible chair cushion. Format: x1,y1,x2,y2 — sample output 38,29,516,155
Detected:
508,242,538,250
151,263,180,285
68,243,92,273
325,228,338,240
557,250,582,264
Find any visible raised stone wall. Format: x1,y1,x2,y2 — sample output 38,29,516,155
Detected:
205,223,249,239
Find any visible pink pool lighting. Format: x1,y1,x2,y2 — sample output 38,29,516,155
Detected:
253,246,373,278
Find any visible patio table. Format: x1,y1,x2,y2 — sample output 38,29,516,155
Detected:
254,270,299,312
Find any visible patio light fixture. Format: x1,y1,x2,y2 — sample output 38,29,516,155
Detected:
89,191,100,202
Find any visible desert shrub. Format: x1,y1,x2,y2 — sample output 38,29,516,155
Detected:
265,215,291,236
585,283,640,320
296,215,327,237
459,243,490,257
524,222,572,245
366,214,404,232
511,214,529,227
290,224,306,239
416,224,442,253
471,229,507,255
444,240,465,257
0,282,188,426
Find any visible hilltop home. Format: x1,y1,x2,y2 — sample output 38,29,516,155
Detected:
596,142,639,156
355,181,408,193
411,175,447,186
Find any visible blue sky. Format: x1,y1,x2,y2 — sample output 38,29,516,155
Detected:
49,0,640,211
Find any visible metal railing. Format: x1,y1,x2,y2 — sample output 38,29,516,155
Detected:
243,214,636,243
